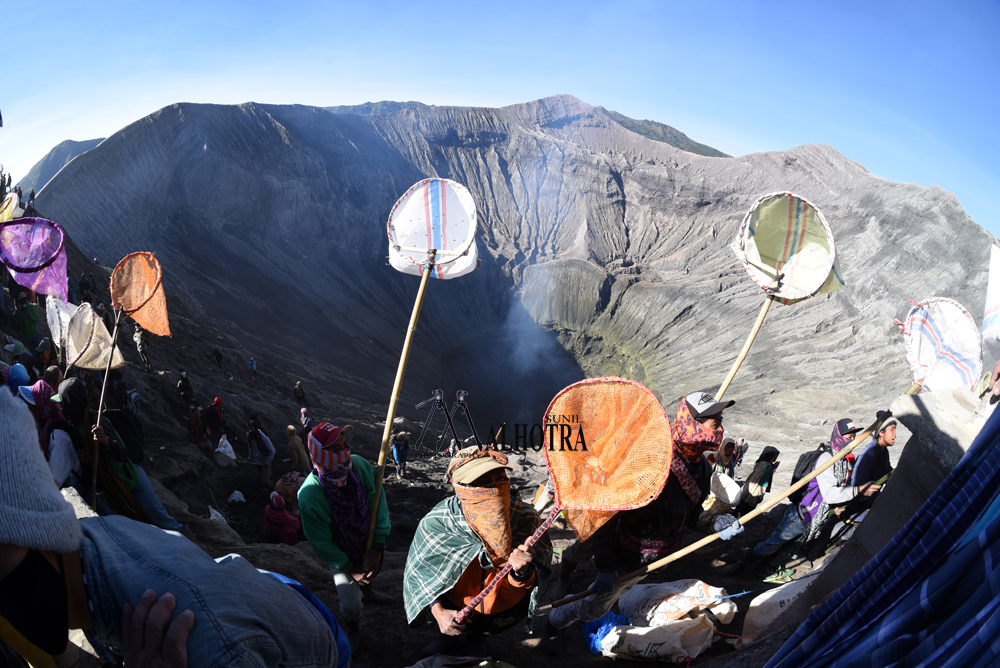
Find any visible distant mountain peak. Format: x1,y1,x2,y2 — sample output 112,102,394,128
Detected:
19,138,105,192
595,106,729,158
325,101,431,115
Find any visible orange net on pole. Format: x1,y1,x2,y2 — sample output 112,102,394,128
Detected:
544,377,673,541
111,252,171,336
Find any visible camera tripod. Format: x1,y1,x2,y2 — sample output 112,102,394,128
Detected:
412,389,483,453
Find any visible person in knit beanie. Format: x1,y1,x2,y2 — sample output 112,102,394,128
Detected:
0,390,351,668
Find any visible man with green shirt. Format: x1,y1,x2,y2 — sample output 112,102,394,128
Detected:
298,422,392,649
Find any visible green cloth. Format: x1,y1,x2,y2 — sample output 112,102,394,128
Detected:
16,304,37,340
403,495,552,625
298,455,389,570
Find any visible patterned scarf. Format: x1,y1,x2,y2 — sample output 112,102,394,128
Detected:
453,470,513,568
308,423,370,567
30,380,63,454
670,400,724,503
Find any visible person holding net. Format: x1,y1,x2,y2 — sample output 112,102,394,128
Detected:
543,391,736,654
404,446,552,658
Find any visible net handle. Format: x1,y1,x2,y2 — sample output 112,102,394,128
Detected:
0,219,66,273
111,252,163,315
453,505,562,625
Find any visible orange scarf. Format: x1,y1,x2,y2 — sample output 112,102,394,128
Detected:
454,477,512,568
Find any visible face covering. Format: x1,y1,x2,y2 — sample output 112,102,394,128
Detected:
0,551,69,655
453,474,513,569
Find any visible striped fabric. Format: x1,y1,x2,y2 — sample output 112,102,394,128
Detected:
900,297,982,393
766,404,1000,668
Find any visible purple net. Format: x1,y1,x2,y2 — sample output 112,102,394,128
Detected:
0,218,68,302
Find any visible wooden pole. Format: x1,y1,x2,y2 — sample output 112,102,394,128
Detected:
365,250,436,551
91,309,122,510
715,293,774,402
552,410,896,608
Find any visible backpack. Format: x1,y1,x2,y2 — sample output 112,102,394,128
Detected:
789,444,832,505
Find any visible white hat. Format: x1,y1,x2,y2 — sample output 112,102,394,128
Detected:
0,389,82,552
685,391,735,418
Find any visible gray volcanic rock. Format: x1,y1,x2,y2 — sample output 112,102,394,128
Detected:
36,95,996,458
19,138,104,192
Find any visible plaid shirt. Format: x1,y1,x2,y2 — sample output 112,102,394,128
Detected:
404,495,552,624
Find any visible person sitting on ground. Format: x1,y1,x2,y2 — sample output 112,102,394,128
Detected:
52,378,189,536
544,391,736,653
247,422,276,486
133,324,152,373
176,371,193,403
295,380,308,407
724,419,881,575
735,446,780,517
391,431,410,480
850,412,896,487
265,491,302,546
298,422,393,650
404,446,552,658
15,293,40,349
711,437,739,479
287,424,311,474
300,407,315,442
0,388,351,668
6,363,29,396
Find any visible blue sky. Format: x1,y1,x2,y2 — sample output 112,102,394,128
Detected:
3,0,998,234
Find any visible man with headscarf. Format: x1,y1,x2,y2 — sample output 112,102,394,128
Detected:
52,379,188,536
404,447,552,658
724,419,881,575
298,422,392,649
543,391,735,653
265,491,301,546
735,446,780,516
202,396,227,442
711,437,739,478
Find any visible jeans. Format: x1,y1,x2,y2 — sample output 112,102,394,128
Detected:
329,565,364,623
752,504,805,557
80,516,339,667
547,573,644,629
131,466,183,531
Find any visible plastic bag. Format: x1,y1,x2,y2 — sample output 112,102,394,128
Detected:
213,435,237,467
228,490,246,504
207,505,228,525
581,611,629,655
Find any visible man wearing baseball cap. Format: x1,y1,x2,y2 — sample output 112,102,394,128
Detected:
297,423,392,650
0,387,348,668
404,446,551,658
725,418,881,575
544,391,734,653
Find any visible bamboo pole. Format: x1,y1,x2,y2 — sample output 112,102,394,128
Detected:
552,410,896,608
91,308,122,510
365,250,436,552
715,292,775,402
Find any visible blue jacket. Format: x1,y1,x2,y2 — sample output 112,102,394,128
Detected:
81,516,345,668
